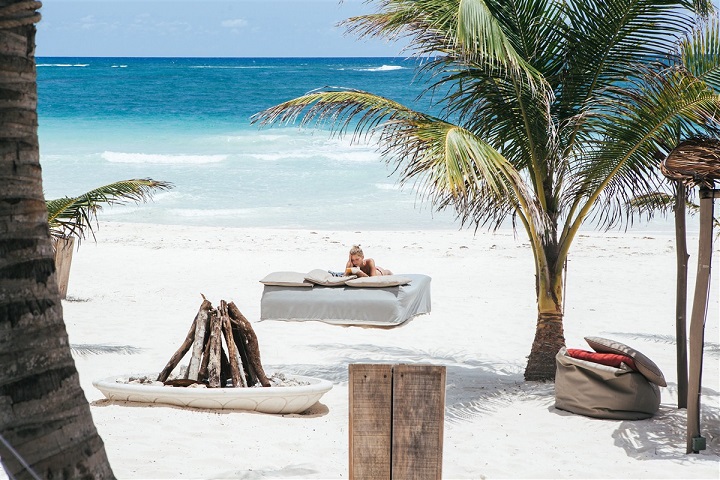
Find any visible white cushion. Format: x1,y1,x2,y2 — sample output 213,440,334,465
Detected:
345,275,412,288
304,269,356,286
259,271,313,287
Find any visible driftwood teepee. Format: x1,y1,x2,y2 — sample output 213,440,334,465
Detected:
661,138,719,454
157,297,270,388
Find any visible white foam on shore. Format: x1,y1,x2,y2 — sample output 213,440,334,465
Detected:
101,151,228,164
357,65,405,72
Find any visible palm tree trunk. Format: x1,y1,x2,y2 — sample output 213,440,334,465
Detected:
524,311,566,381
524,250,566,381
0,2,115,478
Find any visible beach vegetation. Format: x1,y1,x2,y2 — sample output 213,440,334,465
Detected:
46,178,173,243
253,0,720,380
629,192,720,236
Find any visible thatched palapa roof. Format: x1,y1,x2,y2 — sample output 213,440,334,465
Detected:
661,138,720,188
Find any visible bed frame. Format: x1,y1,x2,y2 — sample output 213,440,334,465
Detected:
260,274,431,327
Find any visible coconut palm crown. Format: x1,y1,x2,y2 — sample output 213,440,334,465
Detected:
252,0,720,380
47,178,173,242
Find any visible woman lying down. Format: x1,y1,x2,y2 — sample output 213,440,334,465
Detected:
345,245,393,277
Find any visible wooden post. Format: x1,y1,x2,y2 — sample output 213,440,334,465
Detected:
349,364,445,479
53,236,75,299
392,365,445,480
686,186,714,453
674,181,689,409
349,364,393,479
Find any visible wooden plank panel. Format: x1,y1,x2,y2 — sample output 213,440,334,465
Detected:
53,237,74,299
349,364,393,480
391,365,445,480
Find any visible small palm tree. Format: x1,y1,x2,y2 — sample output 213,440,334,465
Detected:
46,178,173,242
47,178,173,299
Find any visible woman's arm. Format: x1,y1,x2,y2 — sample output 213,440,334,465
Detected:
366,258,378,276
346,257,368,276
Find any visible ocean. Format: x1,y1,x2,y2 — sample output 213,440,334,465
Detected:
37,57,682,233
37,56,461,231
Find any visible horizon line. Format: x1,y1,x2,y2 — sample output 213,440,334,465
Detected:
36,55,423,59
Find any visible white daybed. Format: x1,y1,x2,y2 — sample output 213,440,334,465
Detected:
259,271,431,327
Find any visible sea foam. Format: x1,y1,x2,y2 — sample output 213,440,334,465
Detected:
357,65,405,72
37,64,89,67
102,151,228,164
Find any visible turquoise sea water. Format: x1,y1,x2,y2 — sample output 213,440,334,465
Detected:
38,57,682,233
38,57,462,230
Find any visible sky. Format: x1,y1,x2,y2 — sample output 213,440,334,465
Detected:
37,0,409,57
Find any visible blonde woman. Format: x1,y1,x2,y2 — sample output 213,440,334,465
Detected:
345,245,393,277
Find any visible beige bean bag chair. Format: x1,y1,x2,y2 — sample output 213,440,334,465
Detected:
555,337,666,420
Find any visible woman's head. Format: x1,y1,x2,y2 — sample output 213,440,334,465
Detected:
349,245,364,266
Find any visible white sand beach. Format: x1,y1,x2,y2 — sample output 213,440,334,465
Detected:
32,222,720,478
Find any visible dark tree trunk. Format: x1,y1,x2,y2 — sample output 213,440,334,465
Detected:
524,312,565,381
0,2,115,478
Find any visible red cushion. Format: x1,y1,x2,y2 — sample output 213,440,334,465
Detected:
566,348,637,371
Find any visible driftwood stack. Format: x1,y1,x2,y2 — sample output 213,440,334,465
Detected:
157,296,270,388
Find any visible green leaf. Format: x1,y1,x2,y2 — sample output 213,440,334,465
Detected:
46,178,173,242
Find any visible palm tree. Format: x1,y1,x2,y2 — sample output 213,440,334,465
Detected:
46,178,172,298
253,0,720,380
47,178,173,242
0,1,115,477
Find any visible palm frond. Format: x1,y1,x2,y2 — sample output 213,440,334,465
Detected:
557,0,703,127
341,0,548,91
253,86,546,233
681,14,720,91
377,117,547,233
47,178,173,241
628,191,720,234
251,87,424,136
566,64,720,231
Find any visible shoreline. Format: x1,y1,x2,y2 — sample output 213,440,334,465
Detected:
36,222,720,478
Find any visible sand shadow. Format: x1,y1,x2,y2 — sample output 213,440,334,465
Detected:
208,464,320,479
612,394,720,460
71,343,143,356
269,342,555,424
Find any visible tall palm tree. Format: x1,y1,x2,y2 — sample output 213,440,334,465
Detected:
0,1,115,477
253,0,720,380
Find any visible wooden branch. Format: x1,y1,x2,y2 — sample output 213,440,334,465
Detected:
156,299,211,382
198,319,214,382
220,300,246,387
227,302,270,387
207,310,223,388
186,299,212,380
220,345,231,387
230,319,256,386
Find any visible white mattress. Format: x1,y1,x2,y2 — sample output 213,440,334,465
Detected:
260,274,431,326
